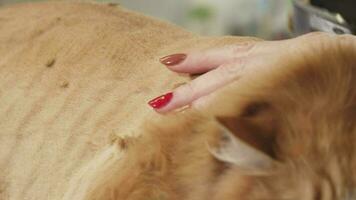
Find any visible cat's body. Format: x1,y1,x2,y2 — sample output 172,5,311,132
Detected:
0,2,355,200
0,2,257,200
86,34,356,200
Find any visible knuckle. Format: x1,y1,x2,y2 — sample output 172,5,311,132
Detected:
298,32,338,50
180,82,196,96
336,34,354,41
299,32,335,45
335,34,356,44
335,34,356,53
303,31,331,39
299,32,356,59
230,42,256,56
220,57,247,77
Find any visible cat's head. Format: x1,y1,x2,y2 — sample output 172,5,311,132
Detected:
204,43,356,200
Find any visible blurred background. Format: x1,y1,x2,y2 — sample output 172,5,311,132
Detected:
0,0,293,39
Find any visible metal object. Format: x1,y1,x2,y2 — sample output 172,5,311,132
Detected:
292,0,353,36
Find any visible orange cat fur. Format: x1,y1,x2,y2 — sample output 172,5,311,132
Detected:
85,36,356,200
0,2,354,199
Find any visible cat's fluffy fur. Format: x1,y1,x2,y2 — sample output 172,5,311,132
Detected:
84,34,356,200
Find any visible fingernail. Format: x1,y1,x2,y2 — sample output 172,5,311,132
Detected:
159,54,186,66
148,92,173,109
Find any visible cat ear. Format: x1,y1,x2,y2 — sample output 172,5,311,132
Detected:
209,102,279,172
208,124,274,172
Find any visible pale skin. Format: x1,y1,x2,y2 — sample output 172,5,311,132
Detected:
149,32,356,113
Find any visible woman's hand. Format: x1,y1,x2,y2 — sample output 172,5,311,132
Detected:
148,32,356,113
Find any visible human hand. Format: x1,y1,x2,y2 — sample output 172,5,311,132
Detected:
148,32,356,113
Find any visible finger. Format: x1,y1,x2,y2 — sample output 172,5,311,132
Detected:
151,58,249,113
159,42,256,74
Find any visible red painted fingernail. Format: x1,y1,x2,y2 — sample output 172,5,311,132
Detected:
159,54,186,66
148,92,173,109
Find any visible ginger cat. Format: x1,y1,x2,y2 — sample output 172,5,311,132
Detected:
0,2,354,200
0,2,257,199
84,36,356,199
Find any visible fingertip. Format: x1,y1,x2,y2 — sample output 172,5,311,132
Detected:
147,89,192,114
153,102,191,114
148,92,173,109
159,52,210,74
147,92,179,114
159,53,187,66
